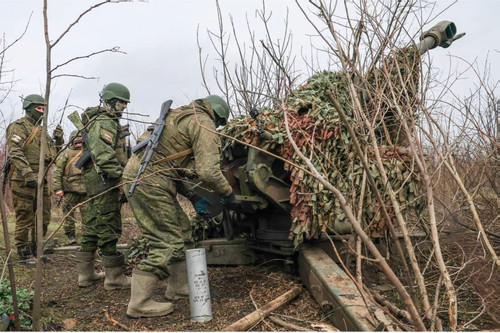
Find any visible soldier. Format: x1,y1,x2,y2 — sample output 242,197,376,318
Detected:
76,83,131,290
123,95,237,318
6,94,64,265
53,130,87,245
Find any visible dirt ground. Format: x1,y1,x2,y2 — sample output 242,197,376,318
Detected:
6,202,500,331
12,216,334,332
439,227,500,331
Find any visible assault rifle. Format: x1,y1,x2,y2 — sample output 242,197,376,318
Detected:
128,99,172,197
67,111,106,184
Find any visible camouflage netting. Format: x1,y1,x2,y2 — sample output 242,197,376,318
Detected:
222,46,426,247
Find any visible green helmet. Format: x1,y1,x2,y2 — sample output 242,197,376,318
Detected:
205,95,230,124
100,82,130,102
23,94,46,110
69,130,79,141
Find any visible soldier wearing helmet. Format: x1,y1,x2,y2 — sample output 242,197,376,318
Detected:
75,83,131,290
122,95,237,318
5,93,64,266
53,130,87,245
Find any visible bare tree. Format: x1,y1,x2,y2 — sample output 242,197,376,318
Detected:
201,0,499,330
32,1,129,329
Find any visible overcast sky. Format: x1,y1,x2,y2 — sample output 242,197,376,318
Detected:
0,0,498,140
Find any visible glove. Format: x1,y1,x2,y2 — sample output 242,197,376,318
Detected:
193,197,213,218
220,192,238,210
53,124,64,139
24,173,37,188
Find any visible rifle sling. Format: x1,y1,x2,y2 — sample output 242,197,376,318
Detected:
65,150,83,173
7,125,40,179
152,148,193,165
26,125,40,148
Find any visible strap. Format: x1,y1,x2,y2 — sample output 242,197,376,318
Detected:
65,150,83,173
24,125,39,148
152,148,193,165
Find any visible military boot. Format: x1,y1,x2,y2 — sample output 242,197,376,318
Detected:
102,253,131,290
76,251,105,287
66,233,77,246
127,270,174,318
17,245,36,267
165,260,189,300
29,242,53,264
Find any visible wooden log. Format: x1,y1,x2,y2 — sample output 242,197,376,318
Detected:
268,316,311,331
222,286,302,331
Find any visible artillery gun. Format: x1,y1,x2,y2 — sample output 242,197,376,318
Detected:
187,21,464,331
192,20,464,257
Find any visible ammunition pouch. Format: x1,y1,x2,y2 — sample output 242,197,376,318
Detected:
83,167,117,197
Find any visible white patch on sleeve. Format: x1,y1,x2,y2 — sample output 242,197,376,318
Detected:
11,134,22,144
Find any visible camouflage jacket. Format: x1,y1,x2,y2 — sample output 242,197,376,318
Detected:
6,115,59,182
82,105,129,194
53,146,86,194
137,98,232,197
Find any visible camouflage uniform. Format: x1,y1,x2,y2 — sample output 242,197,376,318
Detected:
123,98,232,280
53,143,87,241
6,114,62,257
80,105,129,256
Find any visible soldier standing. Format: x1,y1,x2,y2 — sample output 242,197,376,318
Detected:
53,130,87,245
76,83,130,290
123,95,237,318
6,94,64,265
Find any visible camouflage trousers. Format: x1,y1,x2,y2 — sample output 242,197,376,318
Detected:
123,155,192,280
61,192,87,237
80,187,122,256
9,180,50,249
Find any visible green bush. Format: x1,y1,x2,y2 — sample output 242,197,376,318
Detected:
0,279,33,330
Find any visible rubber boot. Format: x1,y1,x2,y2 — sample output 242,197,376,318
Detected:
102,253,131,290
165,260,189,300
127,270,174,318
76,251,105,287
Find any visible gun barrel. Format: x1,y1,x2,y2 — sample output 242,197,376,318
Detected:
418,36,437,55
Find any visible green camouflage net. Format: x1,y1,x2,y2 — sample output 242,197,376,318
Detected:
222,46,426,247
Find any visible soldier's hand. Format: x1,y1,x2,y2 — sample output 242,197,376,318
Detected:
221,191,238,210
193,196,213,218
53,124,64,139
55,190,64,197
24,173,37,188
